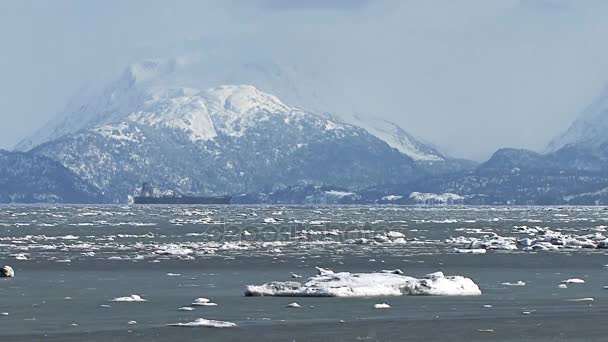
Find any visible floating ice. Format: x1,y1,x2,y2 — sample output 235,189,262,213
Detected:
373,303,391,309
191,298,217,306
179,307,194,311
168,318,237,328
1,265,14,278
561,279,585,284
127,320,138,325
558,284,568,289
566,298,594,302
111,294,147,302
244,268,481,297
456,249,486,254
381,269,404,275
501,281,526,286
286,302,301,308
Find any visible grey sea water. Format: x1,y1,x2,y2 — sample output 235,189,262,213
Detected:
1,205,608,341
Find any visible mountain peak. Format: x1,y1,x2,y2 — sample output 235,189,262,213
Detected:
202,85,290,115
547,84,608,152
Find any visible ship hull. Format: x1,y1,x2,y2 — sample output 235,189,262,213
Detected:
133,195,231,205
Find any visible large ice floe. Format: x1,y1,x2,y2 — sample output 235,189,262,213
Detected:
244,267,481,297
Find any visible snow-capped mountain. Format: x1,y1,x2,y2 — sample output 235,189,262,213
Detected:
350,116,445,161
547,84,608,152
17,59,444,163
22,62,430,202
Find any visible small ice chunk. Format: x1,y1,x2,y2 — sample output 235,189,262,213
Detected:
1,265,15,278
127,320,137,325
191,298,217,306
111,295,147,302
566,298,594,302
1,312,8,316
373,303,391,309
558,284,568,289
166,273,181,277
561,279,585,284
456,249,487,254
286,302,301,308
381,269,404,275
501,281,526,286
290,273,303,279
168,318,237,328
483,305,493,308
179,307,194,311
386,231,405,239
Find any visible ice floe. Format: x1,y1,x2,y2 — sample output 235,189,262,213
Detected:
111,294,147,302
566,298,594,302
561,279,585,284
1,265,14,278
191,298,217,306
168,318,237,328
244,268,481,297
501,281,526,286
373,303,391,309
286,302,301,308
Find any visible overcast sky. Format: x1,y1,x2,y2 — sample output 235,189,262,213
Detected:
1,0,608,160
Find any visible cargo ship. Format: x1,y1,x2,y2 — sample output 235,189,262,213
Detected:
133,183,231,205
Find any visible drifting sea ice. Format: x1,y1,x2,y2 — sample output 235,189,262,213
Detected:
244,267,481,297
373,303,391,309
561,279,585,284
111,294,147,302
191,298,218,306
501,281,526,286
168,318,237,328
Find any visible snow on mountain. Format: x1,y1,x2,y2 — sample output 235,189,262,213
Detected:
24,63,423,201
352,116,445,161
16,58,444,163
547,84,608,152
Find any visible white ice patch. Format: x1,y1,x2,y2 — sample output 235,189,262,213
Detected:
244,268,481,297
168,318,237,328
191,298,217,306
561,279,585,284
111,294,147,302
501,281,526,286
373,303,391,309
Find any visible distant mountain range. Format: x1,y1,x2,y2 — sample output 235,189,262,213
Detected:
3,58,608,205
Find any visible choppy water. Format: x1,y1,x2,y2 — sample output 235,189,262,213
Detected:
1,205,608,341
